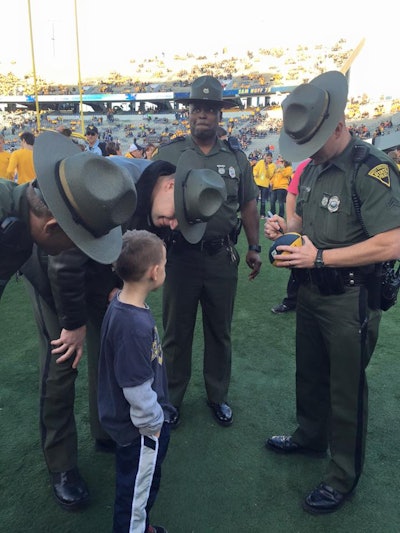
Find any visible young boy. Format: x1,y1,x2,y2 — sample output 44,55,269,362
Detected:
98,229,176,533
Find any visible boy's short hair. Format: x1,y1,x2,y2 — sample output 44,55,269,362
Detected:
115,229,164,282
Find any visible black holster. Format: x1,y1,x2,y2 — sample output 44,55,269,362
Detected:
378,261,400,311
365,265,381,310
229,218,243,245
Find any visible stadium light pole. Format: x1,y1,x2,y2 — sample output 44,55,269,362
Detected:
27,0,41,132
74,0,85,134
339,37,366,85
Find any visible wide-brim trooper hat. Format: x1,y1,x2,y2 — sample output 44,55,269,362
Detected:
174,150,227,244
279,71,348,161
175,75,237,109
34,131,137,264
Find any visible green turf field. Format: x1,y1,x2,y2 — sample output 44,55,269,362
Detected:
1,229,399,532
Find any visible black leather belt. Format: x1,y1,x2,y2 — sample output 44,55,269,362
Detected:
173,235,231,255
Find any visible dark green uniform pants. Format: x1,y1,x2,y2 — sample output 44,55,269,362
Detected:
162,244,239,408
25,280,110,473
293,282,381,493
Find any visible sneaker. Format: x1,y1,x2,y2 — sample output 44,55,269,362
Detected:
147,526,168,533
271,303,295,314
166,407,180,429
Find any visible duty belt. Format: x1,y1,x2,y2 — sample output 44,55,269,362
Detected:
293,267,368,296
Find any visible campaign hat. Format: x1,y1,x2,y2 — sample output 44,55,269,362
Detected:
279,71,348,161
175,75,237,109
34,131,137,264
174,150,227,244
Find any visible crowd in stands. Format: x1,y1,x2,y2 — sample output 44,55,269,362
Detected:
0,39,358,98
0,106,398,161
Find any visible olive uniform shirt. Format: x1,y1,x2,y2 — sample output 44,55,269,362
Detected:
297,136,400,244
153,136,258,237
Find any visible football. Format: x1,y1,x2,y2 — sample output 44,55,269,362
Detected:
269,232,303,265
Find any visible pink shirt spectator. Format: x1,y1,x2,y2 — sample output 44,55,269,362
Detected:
287,158,311,195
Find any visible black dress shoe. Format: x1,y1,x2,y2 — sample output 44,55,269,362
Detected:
51,468,89,511
302,483,351,514
266,435,326,457
207,401,233,426
95,438,116,453
166,407,180,429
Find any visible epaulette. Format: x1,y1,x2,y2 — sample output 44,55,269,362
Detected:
161,135,187,147
152,136,186,158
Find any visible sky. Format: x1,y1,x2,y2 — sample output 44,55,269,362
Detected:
1,0,397,99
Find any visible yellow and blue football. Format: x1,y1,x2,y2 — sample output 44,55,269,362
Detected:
269,232,303,266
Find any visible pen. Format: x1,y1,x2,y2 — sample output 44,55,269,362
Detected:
267,211,284,234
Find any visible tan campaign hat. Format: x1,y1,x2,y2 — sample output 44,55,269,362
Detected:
175,75,237,109
174,150,227,244
34,131,137,264
279,71,348,161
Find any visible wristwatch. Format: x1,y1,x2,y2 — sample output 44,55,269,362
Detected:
248,244,261,253
314,249,325,268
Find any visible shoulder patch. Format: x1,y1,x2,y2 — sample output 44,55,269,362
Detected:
368,164,391,188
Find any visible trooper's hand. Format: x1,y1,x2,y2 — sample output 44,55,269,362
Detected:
246,251,262,280
51,325,87,369
273,235,317,269
264,214,286,241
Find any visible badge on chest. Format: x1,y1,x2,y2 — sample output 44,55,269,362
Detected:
321,194,340,213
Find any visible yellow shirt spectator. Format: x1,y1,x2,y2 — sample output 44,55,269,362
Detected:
253,153,275,186
253,152,276,218
270,159,293,218
6,131,36,184
271,161,292,191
